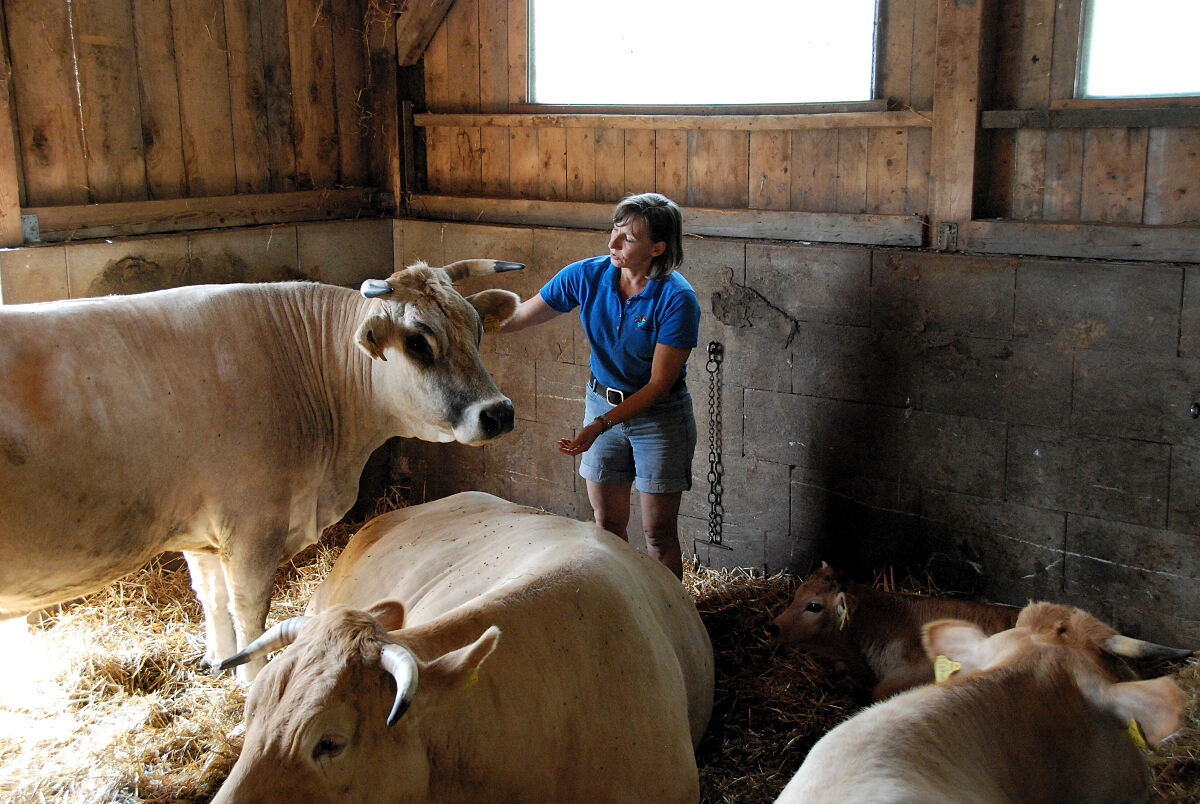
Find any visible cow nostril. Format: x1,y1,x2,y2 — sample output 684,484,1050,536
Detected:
480,400,515,438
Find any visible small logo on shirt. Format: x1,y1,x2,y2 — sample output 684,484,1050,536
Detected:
634,315,648,329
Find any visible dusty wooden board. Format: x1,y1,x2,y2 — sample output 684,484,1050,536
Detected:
405,195,926,247
131,0,188,199
6,0,89,205
687,130,749,209
537,127,567,201
867,126,908,215
332,0,369,187
594,128,625,202
790,129,840,212
74,0,146,202
287,0,338,189
623,129,655,199
224,0,273,194
929,0,987,226
655,129,689,205
481,125,512,197
1080,128,1148,224
565,127,596,202
836,129,869,213
172,0,237,196
1144,128,1200,226
395,0,456,66
414,110,935,131
478,0,509,112
507,127,538,199
962,219,1200,262
749,130,791,212
27,188,380,242
0,3,25,246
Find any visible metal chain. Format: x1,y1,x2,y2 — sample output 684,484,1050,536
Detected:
706,341,730,549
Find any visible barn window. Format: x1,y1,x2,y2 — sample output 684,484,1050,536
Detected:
528,0,878,106
1078,0,1200,98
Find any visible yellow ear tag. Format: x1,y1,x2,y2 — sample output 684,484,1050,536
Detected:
1127,718,1149,749
464,667,479,688
934,655,962,683
838,607,849,631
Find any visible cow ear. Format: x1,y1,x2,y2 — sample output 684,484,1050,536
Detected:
424,626,501,690
834,592,851,630
368,600,407,632
355,314,393,361
1097,676,1184,747
466,289,520,332
923,619,989,672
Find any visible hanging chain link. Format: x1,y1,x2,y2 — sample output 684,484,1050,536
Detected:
706,341,730,549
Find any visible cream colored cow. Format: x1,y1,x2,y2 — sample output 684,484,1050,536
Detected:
215,491,715,803
0,260,520,679
776,601,1188,803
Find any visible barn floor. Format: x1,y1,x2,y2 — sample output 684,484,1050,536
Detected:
0,492,1196,803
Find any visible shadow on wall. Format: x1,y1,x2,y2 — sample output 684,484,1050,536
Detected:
88,253,307,296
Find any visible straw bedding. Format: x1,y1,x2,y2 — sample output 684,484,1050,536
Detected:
0,489,1195,803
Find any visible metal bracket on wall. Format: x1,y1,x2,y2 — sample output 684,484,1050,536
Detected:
936,221,958,252
21,214,39,244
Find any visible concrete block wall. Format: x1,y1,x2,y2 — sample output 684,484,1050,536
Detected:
0,218,395,303
396,219,1200,647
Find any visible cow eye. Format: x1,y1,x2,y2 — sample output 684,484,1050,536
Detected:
404,333,434,363
805,601,823,613
312,733,347,762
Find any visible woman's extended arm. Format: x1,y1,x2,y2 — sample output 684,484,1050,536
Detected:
556,343,692,456
500,294,560,333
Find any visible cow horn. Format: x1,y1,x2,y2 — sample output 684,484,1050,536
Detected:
360,279,394,298
217,616,311,672
379,642,420,726
442,259,525,282
1105,634,1194,661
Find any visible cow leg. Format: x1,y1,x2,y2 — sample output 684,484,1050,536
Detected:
222,527,288,683
183,550,237,671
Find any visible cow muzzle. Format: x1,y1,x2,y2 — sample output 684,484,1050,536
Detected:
458,397,515,443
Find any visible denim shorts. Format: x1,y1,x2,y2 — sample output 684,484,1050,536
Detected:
580,384,697,494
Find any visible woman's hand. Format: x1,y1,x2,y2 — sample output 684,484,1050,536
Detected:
557,420,604,455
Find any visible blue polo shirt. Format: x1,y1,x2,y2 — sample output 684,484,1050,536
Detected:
540,255,701,393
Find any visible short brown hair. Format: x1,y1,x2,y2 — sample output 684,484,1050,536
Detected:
612,193,683,280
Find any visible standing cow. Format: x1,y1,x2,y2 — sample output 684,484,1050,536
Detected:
0,259,520,679
214,491,715,803
768,563,1020,699
776,601,1187,803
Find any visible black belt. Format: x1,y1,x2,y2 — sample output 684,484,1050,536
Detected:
590,374,685,406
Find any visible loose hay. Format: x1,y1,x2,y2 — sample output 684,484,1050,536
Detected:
1,502,1197,803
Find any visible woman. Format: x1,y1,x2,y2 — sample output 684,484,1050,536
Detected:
501,193,701,579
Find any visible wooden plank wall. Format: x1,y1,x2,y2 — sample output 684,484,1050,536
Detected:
2,0,372,208
986,0,1200,226
420,0,938,217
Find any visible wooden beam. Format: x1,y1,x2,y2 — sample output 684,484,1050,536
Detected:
395,0,456,67
27,188,382,243
413,110,934,132
405,195,925,247
982,106,1200,130
0,3,24,247
961,219,1200,263
929,0,988,238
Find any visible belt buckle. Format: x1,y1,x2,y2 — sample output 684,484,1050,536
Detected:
605,386,625,405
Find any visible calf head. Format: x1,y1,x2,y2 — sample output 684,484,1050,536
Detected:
215,602,501,804
769,563,856,645
922,602,1185,747
355,259,522,444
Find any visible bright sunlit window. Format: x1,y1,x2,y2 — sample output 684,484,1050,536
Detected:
1079,0,1200,98
529,0,877,105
